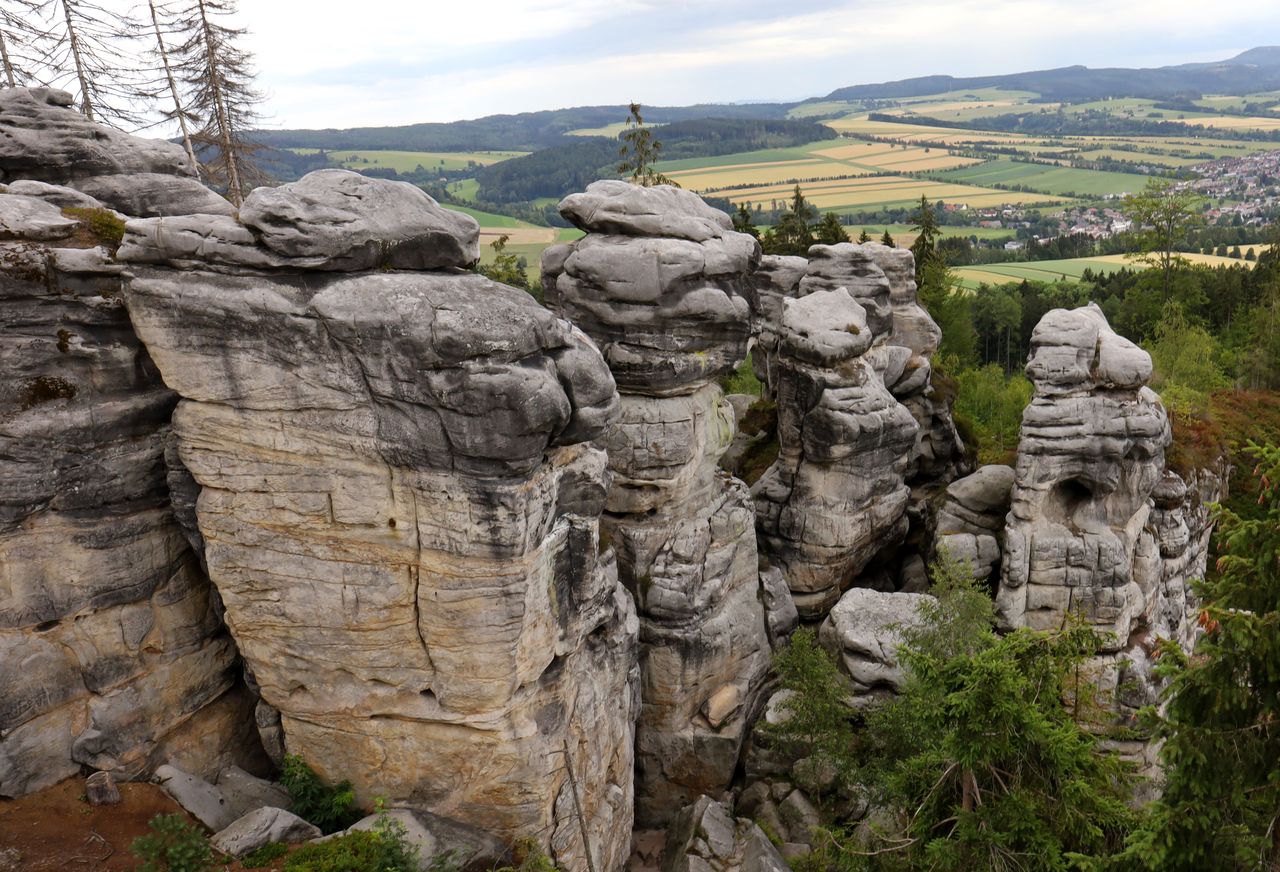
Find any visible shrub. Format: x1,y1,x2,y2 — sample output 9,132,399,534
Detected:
131,814,214,872
280,754,359,834
241,841,289,868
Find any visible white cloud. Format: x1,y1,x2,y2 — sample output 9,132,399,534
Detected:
231,0,1280,128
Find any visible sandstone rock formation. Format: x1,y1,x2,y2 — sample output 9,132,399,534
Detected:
992,303,1228,782
751,285,920,617
746,243,966,617
120,170,636,872
997,303,1170,644
543,181,775,826
0,221,259,797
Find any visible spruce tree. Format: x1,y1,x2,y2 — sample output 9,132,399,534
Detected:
1110,443,1280,871
814,211,849,245
0,1,46,87
35,0,148,126
857,228,872,244
146,0,198,175
880,229,895,247
732,202,759,239
762,185,815,256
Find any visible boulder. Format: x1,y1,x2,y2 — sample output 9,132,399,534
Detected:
85,771,121,806
819,588,931,698
216,765,292,818
936,464,1016,583
660,796,788,872
210,807,320,858
346,808,508,872
560,180,733,242
154,764,238,831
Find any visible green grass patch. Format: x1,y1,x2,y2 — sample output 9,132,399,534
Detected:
935,159,1146,197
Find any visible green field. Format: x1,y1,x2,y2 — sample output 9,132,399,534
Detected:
935,159,1147,197
294,149,526,173
954,251,1266,289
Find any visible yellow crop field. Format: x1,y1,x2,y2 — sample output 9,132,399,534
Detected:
809,142,979,171
725,176,1071,211
666,160,859,190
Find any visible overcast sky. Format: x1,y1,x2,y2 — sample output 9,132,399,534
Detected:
235,0,1280,129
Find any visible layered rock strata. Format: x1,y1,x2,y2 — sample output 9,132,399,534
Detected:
542,181,776,826
996,305,1223,772
120,171,638,872
751,284,919,617
0,88,263,798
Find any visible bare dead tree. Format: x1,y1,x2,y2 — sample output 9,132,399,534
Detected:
145,0,197,174
169,0,263,204
0,1,52,88
35,0,150,126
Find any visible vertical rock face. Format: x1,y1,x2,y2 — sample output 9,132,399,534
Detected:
120,172,638,872
0,88,263,798
748,243,966,617
751,284,920,618
543,181,775,826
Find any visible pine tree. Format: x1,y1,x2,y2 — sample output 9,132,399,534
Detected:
857,228,872,244
814,211,849,245
880,230,895,247
1110,443,1280,872
617,102,676,187
170,0,264,204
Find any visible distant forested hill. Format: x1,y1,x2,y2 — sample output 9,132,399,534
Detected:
252,102,796,153
473,118,834,203
818,47,1280,102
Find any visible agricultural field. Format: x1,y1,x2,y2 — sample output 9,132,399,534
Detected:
935,159,1147,197
291,148,526,173
953,248,1270,289
723,175,1071,212
567,121,635,137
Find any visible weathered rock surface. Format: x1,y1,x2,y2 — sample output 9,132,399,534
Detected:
936,464,1015,582
72,173,235,218
119,170,481,273
123,193,637,870
544,183,772,827
660,795,788,872
211,807,320,858
0,235,260,797
0,88,194,182
0,192,78,240
155,764,240,831
544,181,757,395
3,179,107,210
752,288,919,617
